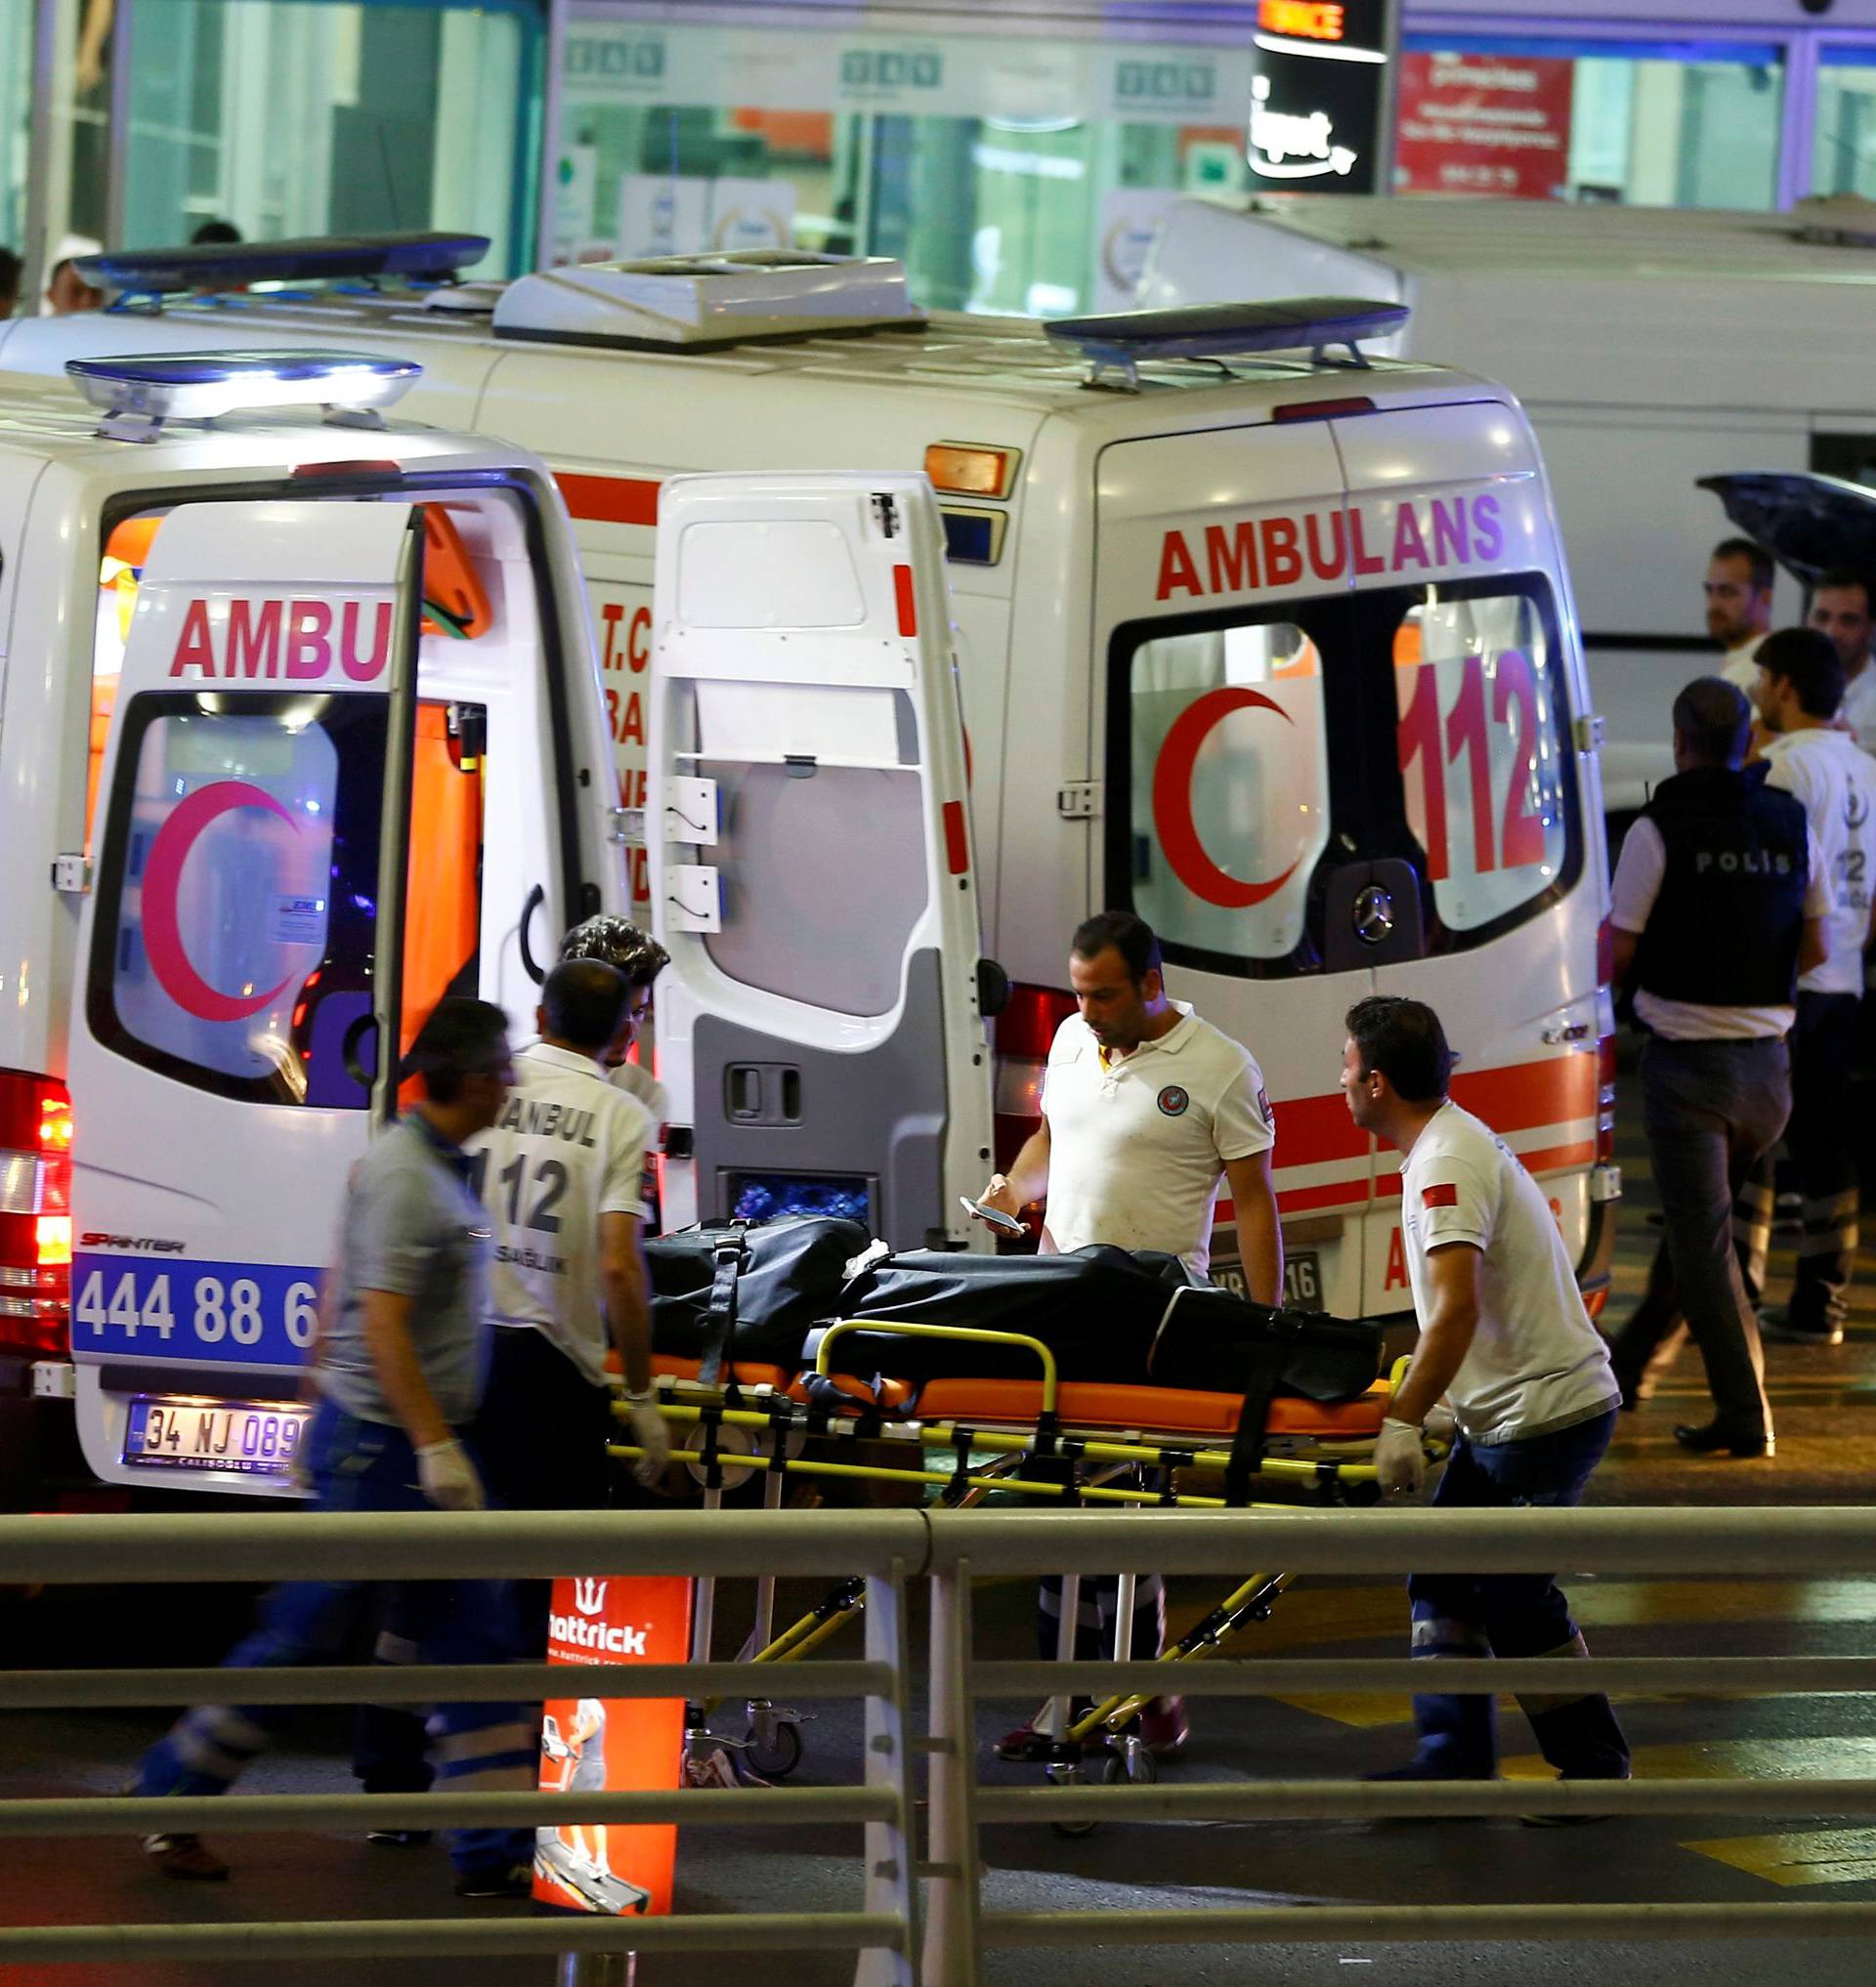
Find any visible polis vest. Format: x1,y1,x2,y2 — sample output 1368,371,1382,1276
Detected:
1634,763,1811,1009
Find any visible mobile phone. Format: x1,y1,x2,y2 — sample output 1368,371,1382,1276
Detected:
959,1194,1027,1237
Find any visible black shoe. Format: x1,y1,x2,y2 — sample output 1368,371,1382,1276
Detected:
1759,1310,1845,1348
452,1862,533,1901
1521,1770,1632,1827
1673,1420,1774,1459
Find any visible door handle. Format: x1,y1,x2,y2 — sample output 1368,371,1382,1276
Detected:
519,884,547,986
1542,1021,1591,1045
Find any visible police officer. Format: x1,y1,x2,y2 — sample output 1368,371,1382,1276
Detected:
1753,628,1876,1344
1345,996,1629,1796
976,909,1280,1755
1606,678,1828,1457
470,959,671,1524
134,999,539,1899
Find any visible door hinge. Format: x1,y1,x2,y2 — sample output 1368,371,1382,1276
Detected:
1573,713,1605,753
1056,781,1101,821
610,807,645,847
51,854,90,895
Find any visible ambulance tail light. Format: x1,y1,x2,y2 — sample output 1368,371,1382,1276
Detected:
992,983,1078,1174
0,1073,73,1357
925,444,1018,499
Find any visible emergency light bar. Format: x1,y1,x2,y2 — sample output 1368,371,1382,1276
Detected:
492,250,920,351
75,231,490,300
67,352,421,439
1045,297,1411,389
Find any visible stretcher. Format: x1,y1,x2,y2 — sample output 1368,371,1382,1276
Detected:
607,1314,1420,1815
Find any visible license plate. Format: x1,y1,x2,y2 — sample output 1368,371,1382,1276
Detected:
123,1395,311,1477
1212,1250,1322,1310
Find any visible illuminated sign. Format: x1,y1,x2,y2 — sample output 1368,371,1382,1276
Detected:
1248,0,1396,194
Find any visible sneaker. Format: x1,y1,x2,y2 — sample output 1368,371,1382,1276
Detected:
1759,1310,1845,1348
142,1832,230,1881
1522,1772,1630,1827
365,1827,435,1847
1138,1696,1189,1758
452,1862,533,1901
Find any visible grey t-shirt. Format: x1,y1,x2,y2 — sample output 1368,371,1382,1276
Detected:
316,1116,492,1428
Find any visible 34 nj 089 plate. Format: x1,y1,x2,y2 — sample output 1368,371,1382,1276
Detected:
123,1395,312,1477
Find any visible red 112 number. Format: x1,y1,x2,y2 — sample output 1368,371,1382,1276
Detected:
1396,650,1547,884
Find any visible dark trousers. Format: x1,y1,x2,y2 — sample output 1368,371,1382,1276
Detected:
356,1329,615,1797
1783,991,1862,1332
1407,1409,1629,1779
1608,1036,1790,1439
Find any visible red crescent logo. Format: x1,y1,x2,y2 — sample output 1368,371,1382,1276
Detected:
1150,687,1301,909
142,780,299,1023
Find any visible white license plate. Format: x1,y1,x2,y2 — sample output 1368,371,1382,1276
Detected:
1213,1251,1322,1310
123,1395,311,1476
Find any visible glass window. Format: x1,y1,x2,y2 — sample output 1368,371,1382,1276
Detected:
1108,575,1581,978
1125,621,1329,965
1396,38,1783,209
121,0,538,273
90,693,389,1107
1814,51,1876,200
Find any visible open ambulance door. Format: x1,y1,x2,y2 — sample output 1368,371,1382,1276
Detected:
67,500,425,1494
1699,471,1876,588
647,472,996,1249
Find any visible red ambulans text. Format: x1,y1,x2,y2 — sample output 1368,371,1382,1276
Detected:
1155,492,1505,603
167,596,394,682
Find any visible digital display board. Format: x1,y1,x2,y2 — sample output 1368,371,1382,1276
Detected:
1248,0,1396,195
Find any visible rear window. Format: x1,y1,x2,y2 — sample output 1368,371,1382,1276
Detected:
1110,573,1580,978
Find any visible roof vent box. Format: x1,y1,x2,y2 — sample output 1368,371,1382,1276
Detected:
491,250,922,350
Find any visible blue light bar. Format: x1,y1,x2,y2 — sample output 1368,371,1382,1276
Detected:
67,351,421,432
1045,296,1411,386
75,231,490,298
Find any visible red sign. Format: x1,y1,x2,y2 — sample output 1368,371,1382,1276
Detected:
534,1573,692,1917
1394,51,1574,200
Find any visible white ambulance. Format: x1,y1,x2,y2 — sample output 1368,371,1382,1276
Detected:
0,344,643,1503
1,239,1622,1341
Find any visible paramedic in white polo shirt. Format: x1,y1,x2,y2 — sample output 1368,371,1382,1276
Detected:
978,909,1281,1293
1343,995,1630,1794
977,909,1278,1761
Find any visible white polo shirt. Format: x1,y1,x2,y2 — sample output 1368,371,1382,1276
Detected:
1399,1101,1617,1446
469,1041,652,1387
1040,1003,1273,1281
1762,724,1876,996
1720,635,1766,691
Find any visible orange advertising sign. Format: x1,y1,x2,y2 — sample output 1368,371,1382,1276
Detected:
533,1573,693,1916
1258,0,1346,41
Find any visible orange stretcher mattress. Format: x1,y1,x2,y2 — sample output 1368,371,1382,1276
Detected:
781,1373,1392,1440
633,1352,799,1391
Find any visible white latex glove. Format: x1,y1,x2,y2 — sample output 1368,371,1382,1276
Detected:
626,1394,671,1488
416,1437,486,1511
1375,1417,1428,1498
1424,1402,1459,1450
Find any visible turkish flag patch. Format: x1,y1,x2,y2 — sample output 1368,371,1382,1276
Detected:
1422,1183,1460,1209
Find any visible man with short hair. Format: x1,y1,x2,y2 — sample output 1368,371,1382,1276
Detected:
978,909,1280,1755
1708,537,1775,690
1806,568,1876,754
1753,628,1876,1344
1343,995,1629,1797
1606,678,1828,1456
134,998,539,1899
469,956,669,1527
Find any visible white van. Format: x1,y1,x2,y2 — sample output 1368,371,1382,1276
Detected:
1132,193,1876,816
0,349,627,1503
1,242,1622,1340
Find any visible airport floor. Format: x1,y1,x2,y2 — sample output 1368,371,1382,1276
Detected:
7,1064,1876,1987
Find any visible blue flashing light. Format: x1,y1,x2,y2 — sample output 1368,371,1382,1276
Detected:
1045,296,1411,385
76,231,490,299
67,350,421,428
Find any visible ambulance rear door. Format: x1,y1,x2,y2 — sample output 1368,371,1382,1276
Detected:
1340,403,1605,1304
66,500,425,1492
648,472,996,1248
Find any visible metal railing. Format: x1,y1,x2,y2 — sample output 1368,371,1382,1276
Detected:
8,1504,1876,1981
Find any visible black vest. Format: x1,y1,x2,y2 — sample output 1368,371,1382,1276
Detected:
1634,763,1811,1008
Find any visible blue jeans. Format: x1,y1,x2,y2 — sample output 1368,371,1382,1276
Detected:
136,1400,534,1877
1405,1408,1629,1780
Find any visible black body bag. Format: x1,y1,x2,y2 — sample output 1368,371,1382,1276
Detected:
818,1244,1191,1383
646,1217,873,1379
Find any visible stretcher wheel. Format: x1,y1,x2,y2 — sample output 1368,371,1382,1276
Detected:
1114,1738,1158,1787
743,1718,803,1779
1046,1759,1098,1839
